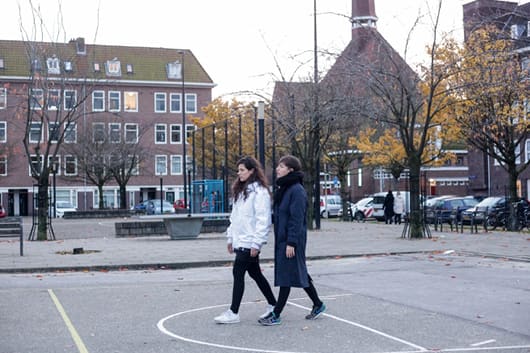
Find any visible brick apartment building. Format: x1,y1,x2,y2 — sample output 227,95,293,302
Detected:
0,37,214,216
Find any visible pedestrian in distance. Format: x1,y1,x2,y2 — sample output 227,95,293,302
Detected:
393,190,405,225
258,155,326,326
383,190,394,224
214,156,277,324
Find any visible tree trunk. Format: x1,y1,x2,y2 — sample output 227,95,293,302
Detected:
408,155,425,238
36,177,50,241
119,184,127,209
98,184,105,209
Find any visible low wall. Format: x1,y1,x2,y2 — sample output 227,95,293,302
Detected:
115,218,229,238
64,209,133,219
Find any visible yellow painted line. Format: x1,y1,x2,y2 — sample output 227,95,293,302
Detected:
48,289,89,353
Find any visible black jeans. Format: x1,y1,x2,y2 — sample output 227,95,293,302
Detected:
273,275,322,317
230,248,276,314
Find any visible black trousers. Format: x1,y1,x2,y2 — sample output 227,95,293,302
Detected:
230,249,276,314
273,275,322,317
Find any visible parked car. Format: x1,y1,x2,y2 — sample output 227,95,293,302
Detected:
320,195,342,218
348,197,374,222
372,191,410,221
132,199,176,215
0,204,6,218
425,197,478,224
50,201,77,218
461,196,530,227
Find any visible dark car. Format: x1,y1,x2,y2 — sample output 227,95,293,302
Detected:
425,197,478,224
461,196,530,227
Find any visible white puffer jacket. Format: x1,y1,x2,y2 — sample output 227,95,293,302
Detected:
226,182,272,250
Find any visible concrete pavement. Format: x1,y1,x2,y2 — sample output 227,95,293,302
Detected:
0,217,529,273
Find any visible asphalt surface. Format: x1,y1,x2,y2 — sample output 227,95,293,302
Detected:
1,216,529,273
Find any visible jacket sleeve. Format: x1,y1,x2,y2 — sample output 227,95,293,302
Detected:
286,186,306,248
251,187,272,249
226,203,234,245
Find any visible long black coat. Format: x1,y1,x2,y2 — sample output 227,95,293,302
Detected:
273,182,309,288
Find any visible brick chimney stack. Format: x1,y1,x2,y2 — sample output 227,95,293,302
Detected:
351,0,378,33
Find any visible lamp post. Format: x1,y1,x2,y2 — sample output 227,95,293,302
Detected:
179,51,188,213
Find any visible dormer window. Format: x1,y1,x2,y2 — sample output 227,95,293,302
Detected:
31,58,42,72
126,64,133,74
46,57,60,74
511,24,525,39
166,61,182,79
0,58,4,69
64,61,73,72
94,63,100,72
105,58,121,77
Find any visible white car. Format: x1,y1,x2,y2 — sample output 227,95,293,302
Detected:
52,201,77,218
320,195,343,218
349,197,374,222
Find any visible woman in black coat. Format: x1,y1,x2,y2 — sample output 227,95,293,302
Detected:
258,155,326,326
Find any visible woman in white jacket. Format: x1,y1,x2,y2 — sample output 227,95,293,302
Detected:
214,156,276,324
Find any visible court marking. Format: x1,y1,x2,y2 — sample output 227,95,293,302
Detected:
48,289,90,353
157,294,530,353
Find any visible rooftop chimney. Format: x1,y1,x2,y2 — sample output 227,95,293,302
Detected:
351,0,378,32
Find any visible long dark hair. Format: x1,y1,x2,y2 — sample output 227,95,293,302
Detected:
231,156,270,201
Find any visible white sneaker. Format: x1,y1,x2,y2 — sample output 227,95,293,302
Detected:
214,309,240,324
259,304,275,319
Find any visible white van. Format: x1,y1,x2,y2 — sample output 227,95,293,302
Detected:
372,191,410,221
320,195,343,218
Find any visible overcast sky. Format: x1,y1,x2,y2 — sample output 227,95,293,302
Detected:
2,0,528,100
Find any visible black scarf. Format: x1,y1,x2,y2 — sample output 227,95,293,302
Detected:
274,171,304,205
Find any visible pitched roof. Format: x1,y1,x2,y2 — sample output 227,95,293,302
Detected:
0,38,214,86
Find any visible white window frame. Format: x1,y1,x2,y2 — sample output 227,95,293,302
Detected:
29,122,43,143
92,90,105,112
64,155,77,176
48,122,60,143
93,122,105,143
128,155,139,175
29,155,43,176
64,122,77,143
155,155,167,175
30,89,43,110
46,57,60,74
185,93,197,113
170,124,181,144
0,121,6,143
109,123,121,143
49,155,61,176
170,93,182,113
124,91,138,112
185,124,195,144
0,87,6,109
64,90,76,110
108,91,121,112
124,123,138,143
171,155,183,175
154,92,166,113
166,61,183,79
47,89,60,110
155,124,167,144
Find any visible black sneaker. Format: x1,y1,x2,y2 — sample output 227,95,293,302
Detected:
258,312,282,326
305,303,326,320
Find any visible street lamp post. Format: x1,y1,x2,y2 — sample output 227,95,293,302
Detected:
179,51,188,214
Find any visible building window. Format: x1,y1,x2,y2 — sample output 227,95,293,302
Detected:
0,155,6,176
47,89,60,110
94,63,101,72
46,57,60,74
166,61,182,79
0,88,6,109
155,124,167,144
64,90,77,110
0,58,4,69
109,123,121,143
155,92,166,112
93,123,105,143
127,155,139,175
105,59,121,77
64,122,77,143
185,124,195,144
511,24,525,39
48,122,60,143
155,155,167,175
185,93,197,113
170,93,182,112
124,91,138,112
29,155,43,176
92,91,105,111
31,58,42,72
0,121,6,143
64,61,73,72
170,124,181,143
49,155,60,175
30,89,43,110
124,123,138,143
171,155,182,175
109,91,120,112
29,122,43,143
126,64,133,74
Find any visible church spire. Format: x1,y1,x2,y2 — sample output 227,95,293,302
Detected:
351,0,378,30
